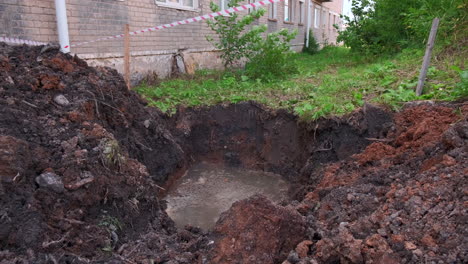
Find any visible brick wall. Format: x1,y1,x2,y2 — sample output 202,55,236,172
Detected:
0,0,57,43
0,0,342,78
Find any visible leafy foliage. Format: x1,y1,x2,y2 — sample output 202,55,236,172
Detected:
245,29,298,81
404,0,468,46
206,0,266,67
206,0,297,80
338,0,467,53
449,66,468,99
303,30,320,55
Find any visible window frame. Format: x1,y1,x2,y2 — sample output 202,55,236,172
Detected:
314,8,320,28
284,0,293,23
155,0,199,11
219,0,229,10
269,2,277,20
322,9,327,28
299,0,305,25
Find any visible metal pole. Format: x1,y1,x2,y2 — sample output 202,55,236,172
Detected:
54,0,71,53
306,0,311,48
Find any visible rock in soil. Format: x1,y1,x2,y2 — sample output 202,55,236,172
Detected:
35,172,64,193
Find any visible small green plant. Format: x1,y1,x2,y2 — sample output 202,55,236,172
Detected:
450,66,468,98
98,214,123,253
99,215,123,231
206,0,266,67
99,138,125,170
378,86,419,109
303,30,320,55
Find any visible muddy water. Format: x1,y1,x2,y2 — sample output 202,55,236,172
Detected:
165,162,289,230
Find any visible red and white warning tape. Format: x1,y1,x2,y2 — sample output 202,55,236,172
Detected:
68,0,283,49
0,36,47,46
1,0,283,49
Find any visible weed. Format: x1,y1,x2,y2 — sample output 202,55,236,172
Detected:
98,214,123,253
99,138,125,170
99,214,123,231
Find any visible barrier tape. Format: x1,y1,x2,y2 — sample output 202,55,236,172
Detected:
68,0,283,49
0,36,48,46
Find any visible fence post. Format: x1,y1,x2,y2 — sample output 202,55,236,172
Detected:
416,18,440,96
124,24,131,90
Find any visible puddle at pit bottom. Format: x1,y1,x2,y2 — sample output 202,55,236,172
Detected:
164,162,290,230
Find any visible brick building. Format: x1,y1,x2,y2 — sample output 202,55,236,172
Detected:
0,0,343,80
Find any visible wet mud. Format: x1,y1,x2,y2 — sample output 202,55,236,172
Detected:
165,162,289,230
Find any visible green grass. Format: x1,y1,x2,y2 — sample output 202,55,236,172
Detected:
136,46,466,119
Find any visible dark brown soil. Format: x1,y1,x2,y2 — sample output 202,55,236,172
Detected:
1,43,467,264
0,43,193,263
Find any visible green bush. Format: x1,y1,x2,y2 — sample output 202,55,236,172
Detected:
451,66,468,99
303,30,320,55
207,0,298,80
206,0,266,67
245,29,298,80
404,0,467,46
338,0,467,54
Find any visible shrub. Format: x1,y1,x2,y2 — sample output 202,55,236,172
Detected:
245,29,298,80
206,0,266,67
404,0,467,46
338,0,467,54
206,1,298,80
303,30,320,55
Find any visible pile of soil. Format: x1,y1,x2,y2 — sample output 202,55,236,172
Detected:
291,103,468,263
0,43,200,263
0,43,466,264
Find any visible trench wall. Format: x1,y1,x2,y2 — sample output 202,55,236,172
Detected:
169,103,393,183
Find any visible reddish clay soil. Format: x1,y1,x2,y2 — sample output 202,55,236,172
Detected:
0,43,467,264
295,103,467,263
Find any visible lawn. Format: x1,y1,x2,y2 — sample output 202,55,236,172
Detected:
136,46,466,119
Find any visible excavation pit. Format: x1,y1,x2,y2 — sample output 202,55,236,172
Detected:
164,162,289,230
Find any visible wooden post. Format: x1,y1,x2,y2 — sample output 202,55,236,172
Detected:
416,18,440,96
124,24,131,90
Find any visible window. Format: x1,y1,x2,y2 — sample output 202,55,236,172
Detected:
284,0,293,22
155,0,198,10
329,13,332,29
314,8,320,28
248,0,255,14
220,0,230,10
269,3,277,20
299,0,304,24
322,10,327,28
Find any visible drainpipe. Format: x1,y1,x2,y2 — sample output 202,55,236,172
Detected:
306,0,311,47
54,0,70,53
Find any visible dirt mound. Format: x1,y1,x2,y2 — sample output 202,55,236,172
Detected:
296,102,468,263
0,43,191,263
210,195,306,264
